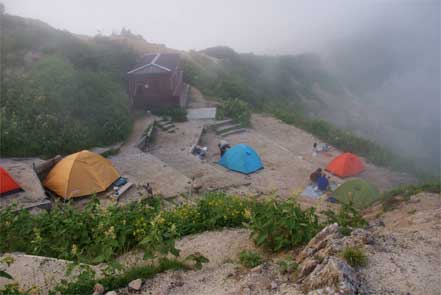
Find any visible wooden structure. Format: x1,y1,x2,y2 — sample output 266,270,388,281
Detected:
127,53,187,109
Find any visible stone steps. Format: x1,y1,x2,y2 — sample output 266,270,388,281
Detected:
220,128,247,137
216,123,242,135
208,119,234,129
156,119,176,133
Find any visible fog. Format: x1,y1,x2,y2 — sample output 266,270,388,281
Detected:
3,0,440,175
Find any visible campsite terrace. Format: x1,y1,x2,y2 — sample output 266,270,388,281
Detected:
112,109,415,208
0,106,415,211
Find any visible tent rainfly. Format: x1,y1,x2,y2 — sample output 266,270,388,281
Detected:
44,150,120,198
218,144,263,174
326,152,364,178
0,166,23,196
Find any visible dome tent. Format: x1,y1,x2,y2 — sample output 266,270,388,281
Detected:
333,178,380,209
0,166,23,196
44,150,120,198
326,152,364,178
218,144,263,174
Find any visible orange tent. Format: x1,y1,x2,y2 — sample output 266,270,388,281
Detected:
326,152,365,178
44,150,120,198
0,166,23,196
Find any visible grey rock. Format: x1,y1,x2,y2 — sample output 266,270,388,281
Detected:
128,278,143,291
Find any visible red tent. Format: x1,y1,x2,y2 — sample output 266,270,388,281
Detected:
0,166,23,196
326,153,365,178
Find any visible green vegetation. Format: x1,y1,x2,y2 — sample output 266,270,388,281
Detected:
1,15,136,158
216,98,251,126
341,246,368,268
322,203,368,236
277,258,299,274
0,284,33,295
381,182,440,211
153,107,188,122
238,250,263,268
248,199,322,251
49,258,187,295
0,191,368,294
0,192,366,265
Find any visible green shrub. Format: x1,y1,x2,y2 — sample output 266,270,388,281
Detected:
0,284,33,295
322,202,368,235
277,258,299,274
0,193,251,265
248,199,322,251
341,246,368,267
153,107,188,122
239,250,262,268
49,258,187,295
0,192,367,270
216,98,251,127
1,56,132,158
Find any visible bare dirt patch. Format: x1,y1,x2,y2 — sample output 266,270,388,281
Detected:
360,192,441,294
118,229,302,295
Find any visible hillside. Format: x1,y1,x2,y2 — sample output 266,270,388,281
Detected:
182,48,435,177
1,13,437,178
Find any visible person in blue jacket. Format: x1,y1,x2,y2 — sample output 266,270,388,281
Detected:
317,174,330,191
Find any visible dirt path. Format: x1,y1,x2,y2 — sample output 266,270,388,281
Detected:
109,114,192,200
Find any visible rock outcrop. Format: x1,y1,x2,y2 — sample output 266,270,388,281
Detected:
296,223,372,295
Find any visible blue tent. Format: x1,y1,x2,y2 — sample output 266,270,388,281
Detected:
218,144,263,174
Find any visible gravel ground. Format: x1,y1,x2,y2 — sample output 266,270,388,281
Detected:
360,192,441,295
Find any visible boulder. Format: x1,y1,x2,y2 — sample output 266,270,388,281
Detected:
128,278,143,292
302,257,358,294
93,283,105,295
295,224,371,295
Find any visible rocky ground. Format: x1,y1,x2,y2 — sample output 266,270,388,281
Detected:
359,192,441,295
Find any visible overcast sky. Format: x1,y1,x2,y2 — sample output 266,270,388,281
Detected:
3,0,438,54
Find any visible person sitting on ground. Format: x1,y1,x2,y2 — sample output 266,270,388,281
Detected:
309,168,322,184
317,173,330,191
218,140,231,157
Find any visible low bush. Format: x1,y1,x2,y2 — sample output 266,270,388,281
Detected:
0,193,251,265
49,258,187,295
322,202,368,236
216,98,251,127
0,192,367,269
248,199,322,251
0,284,33,295
341,246,368,268
277,258,299,274
239,250,262,268
1,56,132,158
